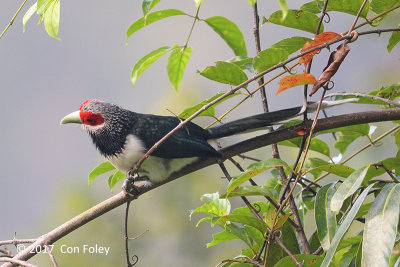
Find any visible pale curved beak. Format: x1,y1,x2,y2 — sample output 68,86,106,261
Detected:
60,111,82,125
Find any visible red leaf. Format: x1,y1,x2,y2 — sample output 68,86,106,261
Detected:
299,32,342,70
277,73,316,95
315,32,342,43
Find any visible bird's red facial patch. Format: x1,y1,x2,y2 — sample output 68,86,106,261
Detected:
80,112,104,126
80,99,102,111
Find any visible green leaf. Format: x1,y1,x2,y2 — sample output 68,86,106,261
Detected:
227,56,254,72
364,157,400,182
226,158,288,196
309,232,322,252
243,225,264,250
335,246,359,267
301,1,324,13
321,183,375,267
387,28,400,53
217,214,268,234
246,0,257,5
326,0,369,18
333,124,370,154
200,61,248,86
22,3,37,33
267,9,323,34
167,46,192,90
315,183,337,251
330,166,370,214
271,36,312,55
88,161,116,187
371,0,400,14
280,137,330,157
193,0,204,7
253,48,289,73
223,223,253,248
107,171,125,190
301,0,369,17
220,185,278,200
207,230,238,247
142,0,160,16
192,192,231,217
278,0,289,19
275,254,327,267
232,202,269,216
126,9,187,41
131,46,174,86
37,0,51,15
44,0,60,40
205,16,247,57
264,177,282,197
305,158,355,179
178,91,240,119
362,183,400,266
337,235,362,251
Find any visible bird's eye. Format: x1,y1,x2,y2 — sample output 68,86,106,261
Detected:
86,118,94,123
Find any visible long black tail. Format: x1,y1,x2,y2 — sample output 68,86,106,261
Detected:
207,106,302,139
206,98,358,139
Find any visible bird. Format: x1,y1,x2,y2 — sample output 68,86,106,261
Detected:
60,99,355,185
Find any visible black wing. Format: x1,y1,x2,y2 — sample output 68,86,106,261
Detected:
131,114,220,159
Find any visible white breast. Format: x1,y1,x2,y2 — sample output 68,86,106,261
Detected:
106,134,197,183
106,134,145,173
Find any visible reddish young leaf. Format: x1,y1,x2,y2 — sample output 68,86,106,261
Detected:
277,73,316,94
315,32,342,43
299,32,342,70
299,41,320,69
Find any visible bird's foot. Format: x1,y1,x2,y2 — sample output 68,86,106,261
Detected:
122,177,140,199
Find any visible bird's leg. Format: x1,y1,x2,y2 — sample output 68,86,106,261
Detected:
122,170,141,198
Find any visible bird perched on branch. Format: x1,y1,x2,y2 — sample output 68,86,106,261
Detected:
60,99,354,185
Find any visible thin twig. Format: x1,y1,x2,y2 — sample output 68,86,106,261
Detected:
272,89,328,257
0,257,38,267
358,28,400,36
218,161,263,220
354,4,400,30
238,154,262,162
0,239,36,246
347,0,369,34
45,245,58,267
0,0,29,40
274,235,303,266
252,2,269,113
183,5,201,48
124,200,138,267
325,92,400,107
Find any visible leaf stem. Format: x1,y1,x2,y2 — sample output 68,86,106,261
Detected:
183,5,201,48
0,0,29,40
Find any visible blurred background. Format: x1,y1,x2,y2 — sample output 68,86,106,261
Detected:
0,0,399,266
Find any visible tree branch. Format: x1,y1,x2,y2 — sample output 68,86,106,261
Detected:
4,108,400,266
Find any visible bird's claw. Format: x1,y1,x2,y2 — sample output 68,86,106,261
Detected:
122,178,140,199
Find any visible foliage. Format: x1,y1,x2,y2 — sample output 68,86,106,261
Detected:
16,0,400,266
